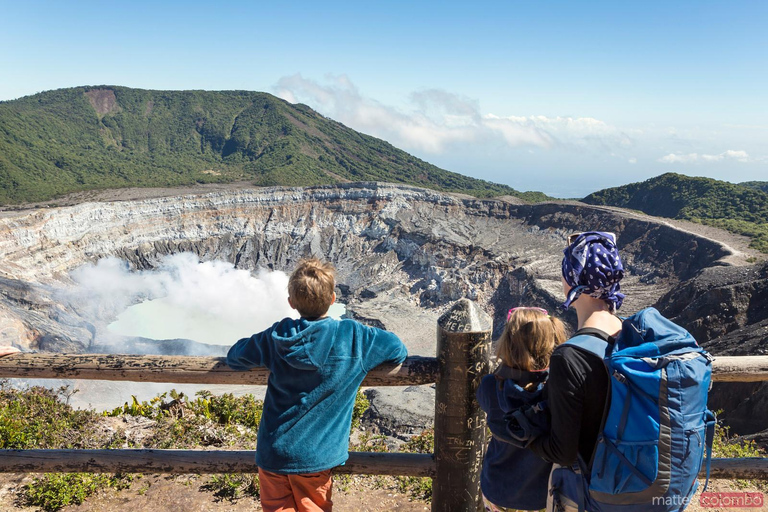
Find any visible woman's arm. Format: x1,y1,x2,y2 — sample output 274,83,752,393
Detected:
527,349,585,465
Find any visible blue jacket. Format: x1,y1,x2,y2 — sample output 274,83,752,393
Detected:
476,367,552,510
226,317,407,474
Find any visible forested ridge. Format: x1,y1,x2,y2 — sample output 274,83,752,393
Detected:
583,173,768,252
740,181,768,193
0,86,545,204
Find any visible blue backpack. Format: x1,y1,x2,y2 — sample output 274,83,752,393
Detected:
550,307,716,512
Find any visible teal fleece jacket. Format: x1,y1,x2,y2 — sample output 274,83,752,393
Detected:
226,317,408,474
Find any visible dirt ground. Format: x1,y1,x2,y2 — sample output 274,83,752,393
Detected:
687,479,767,512
1,473,765,512
0,472,431,512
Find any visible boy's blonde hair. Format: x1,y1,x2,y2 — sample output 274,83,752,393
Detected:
496,309,568,371
288,258,336,319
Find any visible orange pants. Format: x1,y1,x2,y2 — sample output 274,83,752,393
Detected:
258,468,333,512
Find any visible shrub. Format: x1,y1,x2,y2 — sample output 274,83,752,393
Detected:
395,428,435,501
190,390,263,429
202,473,259,501
22,473,133,511
0,383,106,449
711,413,766,490
351,390,369,430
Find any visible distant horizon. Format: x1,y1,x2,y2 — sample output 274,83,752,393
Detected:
1,1,765,197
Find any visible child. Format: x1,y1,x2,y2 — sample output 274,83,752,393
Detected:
226,258,408,512
476,307,568,512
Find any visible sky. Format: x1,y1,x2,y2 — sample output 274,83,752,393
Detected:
1,1,766,197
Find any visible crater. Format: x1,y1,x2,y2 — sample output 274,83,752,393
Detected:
0,183,736,411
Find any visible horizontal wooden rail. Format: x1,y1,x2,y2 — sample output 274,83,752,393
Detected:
706,457,768,480
0,450,436,477
0,449,761,480
0,354,439,386
0,354,765,385
710,356,768,382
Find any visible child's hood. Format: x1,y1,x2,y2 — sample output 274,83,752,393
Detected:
495,366,548,414
270,317,338,370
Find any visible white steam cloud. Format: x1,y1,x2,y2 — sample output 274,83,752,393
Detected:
68,253,296,346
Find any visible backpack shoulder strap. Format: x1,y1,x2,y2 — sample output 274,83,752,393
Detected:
562,328,616,360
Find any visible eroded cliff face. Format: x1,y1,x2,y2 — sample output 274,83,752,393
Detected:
0,183,733,356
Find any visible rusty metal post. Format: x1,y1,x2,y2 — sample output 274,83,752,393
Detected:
432,299,493,512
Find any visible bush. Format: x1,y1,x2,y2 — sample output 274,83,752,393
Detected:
22,473,133,511
395,428,435,501
190,390,263,429
202,473,259,501
351,390,369,430
403,428,434,454
711,413,766,490
0,383,106,449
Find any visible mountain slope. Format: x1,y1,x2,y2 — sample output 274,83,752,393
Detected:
582,173,768,252
0,86,543,204
741,181,768,193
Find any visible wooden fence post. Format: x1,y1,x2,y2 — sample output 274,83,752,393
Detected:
433,299,493,512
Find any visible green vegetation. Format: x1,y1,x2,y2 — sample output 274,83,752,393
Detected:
394,428,434,500
740,181,768,193
583,173,768,252
351,389,370,430
104,389,264,431
8,383,768,509
0,86,539,204
0,384,108,449
201,473,260,501
23,473,134,511
712,412,767,491
2,384,378,509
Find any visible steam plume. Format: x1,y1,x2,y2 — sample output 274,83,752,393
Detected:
68,253,296,346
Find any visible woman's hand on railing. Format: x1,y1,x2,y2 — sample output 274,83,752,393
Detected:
0,346,19,357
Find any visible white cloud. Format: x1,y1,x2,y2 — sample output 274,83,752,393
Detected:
628,157,637,164
274,74,635,155
659,153,699,163
702,149,749,163
658,150,750,164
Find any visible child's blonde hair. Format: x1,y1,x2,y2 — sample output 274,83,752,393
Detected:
288,258,336,319
496,308,568,371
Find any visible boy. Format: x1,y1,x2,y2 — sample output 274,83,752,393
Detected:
226,258,408,512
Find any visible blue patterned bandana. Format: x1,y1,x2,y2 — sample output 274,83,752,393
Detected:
561,231,625,311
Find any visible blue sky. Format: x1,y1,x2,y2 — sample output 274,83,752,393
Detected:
1,1,766,197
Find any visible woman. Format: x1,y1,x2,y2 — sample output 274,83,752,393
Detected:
528,231,625,511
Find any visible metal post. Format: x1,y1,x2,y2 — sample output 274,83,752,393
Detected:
432,299,493,512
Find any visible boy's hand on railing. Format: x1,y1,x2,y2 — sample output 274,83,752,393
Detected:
0,346,20,357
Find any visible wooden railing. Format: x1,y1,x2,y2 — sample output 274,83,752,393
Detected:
1,299,767,511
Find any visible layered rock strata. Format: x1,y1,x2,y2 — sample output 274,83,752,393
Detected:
0,183,731,351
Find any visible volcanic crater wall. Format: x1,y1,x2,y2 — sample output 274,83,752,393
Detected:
0,183,731,356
